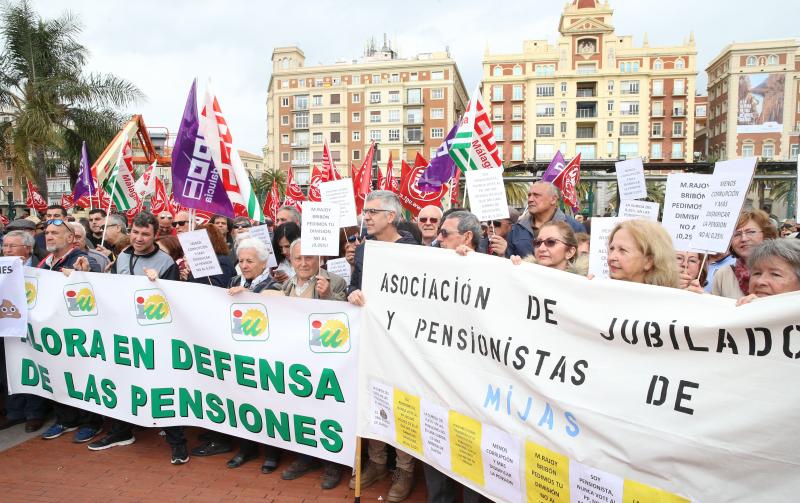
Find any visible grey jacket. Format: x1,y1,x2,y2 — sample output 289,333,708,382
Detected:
282,269,347,301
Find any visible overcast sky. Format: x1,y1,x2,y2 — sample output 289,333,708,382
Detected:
30,0,800,155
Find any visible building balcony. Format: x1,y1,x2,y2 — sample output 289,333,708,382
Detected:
672,109,686,117
404,119,424,126
292,124,309,130
671,152,685,159
651,91,665,97
511,114,524,121
292,105,309,112
576,109,597,118
291,159,310,167
491,96,505,102
620,110,639,116
405,99,424,106
651,110,664,117
290,142,309,148
536,113,555,118
672,89,687,96
650,132,664,138
672,132,686,138
650,154,663,160
511,95,525,102
492,116,504,122
576,89,596,98
621,89,640,95
405,138,424,144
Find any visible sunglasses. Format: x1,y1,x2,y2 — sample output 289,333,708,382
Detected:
488,220,505,227
437,228,461,238
233,224,251,229
46,219,74,234
419,217,439,224
533,238,566,249
172,220,189,227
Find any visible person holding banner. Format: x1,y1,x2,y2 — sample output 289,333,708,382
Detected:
439,211,481,253
607,219,679,288
712,210,779,299
737,239,800,305
181,225,235,288
511,221,586,274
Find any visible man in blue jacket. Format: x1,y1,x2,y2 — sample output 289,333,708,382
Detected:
506,181,585,258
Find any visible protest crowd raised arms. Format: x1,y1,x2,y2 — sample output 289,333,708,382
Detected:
2,1,800,502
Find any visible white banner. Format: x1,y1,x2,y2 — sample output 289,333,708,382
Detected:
357,241,799,502
7,268,360,466
0,257,27,337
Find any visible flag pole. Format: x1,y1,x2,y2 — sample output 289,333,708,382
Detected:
99,186,115,248
353,437,363,503
696,254,708,281
189,208,196,232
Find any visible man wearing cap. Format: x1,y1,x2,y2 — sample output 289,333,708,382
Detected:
5,219,42,263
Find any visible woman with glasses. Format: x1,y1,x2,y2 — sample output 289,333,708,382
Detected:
712,209,778,299
606,219,678,288
675,251,707,292
511,221,586,274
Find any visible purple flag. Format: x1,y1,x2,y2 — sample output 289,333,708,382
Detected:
416,122,458,193
171,80,234,217
72,141,96,201
541,150,566,182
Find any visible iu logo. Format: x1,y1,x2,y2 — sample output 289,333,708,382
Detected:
134,289,172,325
63,282,97,317
230,303,270,341
24,277,38,309
308,313,351,353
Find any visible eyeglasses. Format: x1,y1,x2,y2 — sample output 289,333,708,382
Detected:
418,217,439,224
233,224,251,229
46,219,74,234
364,208,392,216
2,243,28,249
437,228,462,238
533,238,566,249
488,220,505,228
158,216,172,220
732,229,761,240
172,221,189,228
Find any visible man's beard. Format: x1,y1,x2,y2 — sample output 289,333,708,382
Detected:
46,244,59,253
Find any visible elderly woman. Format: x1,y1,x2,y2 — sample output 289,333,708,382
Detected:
675,251,708,292
607,219,679,288
511,221,588,275
737,239,800,305
712,209,778,299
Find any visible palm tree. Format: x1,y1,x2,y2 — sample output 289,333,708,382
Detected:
250,168,287,202
0,1,143,199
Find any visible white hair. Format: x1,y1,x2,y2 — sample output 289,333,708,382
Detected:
68,222,86,237
236,238,270,262
288,238,303,258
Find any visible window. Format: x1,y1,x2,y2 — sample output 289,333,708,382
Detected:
512,105,523,119
388,109,400,122
352,93,361,104
388,129,400,141
389,90,400,103
653,59,663,70
281,97,289,107
746,56,757,66
576,126,595,138
535,64,555,76
406,109,422,124
652,101,663,117
790,144,799,160
494,125,504,141
577,63,597,75
330,94,340,105
671,142,683,159
651,143,663,159
512,85,523,100
352,131,361,142
620,122,638,136
695,105,707,117
607,120,614,133
314,78,323,87
512,145,523,161
409,72,417,81
281,115,289,126
431,108,444,120
294,112,309,128
561,101,568,114
621,102,639,116
536,103,555,117
652,80,664,96
493,66,502,77
312,132,323,144
762,143,775,158
431,128,444,139
281,80,289,89
673,100,685,116
370,111,381,123
407,88,422,104
370,91,381,104
620,142,638,158
673,79,685,95
536,124,554,137
621,80,639,94
497,145,504,160
370,130,381,142
675,58,685,70
281,152,290,162
536,84,555,97
390,73,400,83
332,77,340,86
431,70,444,80
431,88,444,100
312,113,322,125
607,100,615,112
492,106,503,121
651,122,663,137
352,150,361,160
513,65,523,76
560,122,567,134
295,95,308,109
742,143,754,157
312,151,323,162
607,80,614,94
768,54,779,65
672,122,684,137
330,132,341,144
352,112,361,122
512,125,523,140
330,112,341,124
560,82,567,93
312,95,323,106
406,127,423,142
298,79,305,87
575,144,596,159
492,86,504,101
372,74,381,83
352,75,360,85
281,134,289,144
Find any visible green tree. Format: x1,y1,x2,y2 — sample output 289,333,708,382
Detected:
251,168,287,202
0,1,143,199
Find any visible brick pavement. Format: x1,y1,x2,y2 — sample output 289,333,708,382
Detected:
0,426,430,502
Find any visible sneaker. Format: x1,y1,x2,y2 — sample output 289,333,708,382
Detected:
171,443,189,465
87,431,135,451
348,461,388,489
387,468,414,502
73,426,100,443
41,423,78,440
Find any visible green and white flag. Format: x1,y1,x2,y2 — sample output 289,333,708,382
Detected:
101,135,139,211
449,85,503,173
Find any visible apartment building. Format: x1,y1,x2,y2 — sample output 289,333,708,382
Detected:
265,41,468,183
482,0,697,164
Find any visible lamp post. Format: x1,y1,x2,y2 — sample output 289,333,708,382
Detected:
0,180,14,220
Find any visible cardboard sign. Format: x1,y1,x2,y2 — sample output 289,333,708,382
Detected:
465,168,509,222
244,225,278,269
661,173,713,252
320,178,358,227
615,158,647,201
301,202,340,257
691,158,757,253
178,229,223,278
325,257,352,286
618,200,659,221
588,217,624,279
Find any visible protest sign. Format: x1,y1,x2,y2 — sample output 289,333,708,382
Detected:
587,217,623,279
358,241,799,503
796,156,799,222
325,257,351,286
178,229,223,278
691,158,757,253
0,257,27,337
7,268,359,466
301,202,340,257
662,173,713,251
245,224,278,269
618,199,659,221
464,168,509,222
615,158,647,201
320,178,358,228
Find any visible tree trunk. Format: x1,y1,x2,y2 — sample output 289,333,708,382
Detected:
34,146,48,203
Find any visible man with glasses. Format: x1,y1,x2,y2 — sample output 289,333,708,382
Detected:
33,205,68,260
416,205,443,246
95,213,128,261
87,208,107,248
437,211,481,252
347,191,418,502
172,210,191,234
157,211,174,236
69,222,108,272
480,206,520,256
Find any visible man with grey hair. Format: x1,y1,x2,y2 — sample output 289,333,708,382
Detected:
438,210,481,251
276,205,301,227
95,213,129,261
68,222,108,272
2,230,36,266
507,180,585,258
347,190,418,501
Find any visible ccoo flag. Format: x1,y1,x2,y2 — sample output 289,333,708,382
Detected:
449,85,502,173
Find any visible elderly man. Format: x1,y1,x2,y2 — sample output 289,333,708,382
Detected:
276,205,302,227
507,181,585,258
87,208,107,247
416,205,443,246
347,190,417,502
480,206,520,256
157,211,174,236
95,213,129,260
68,222,108,272
172,210,191,234
7,218,44,261
34,205,68,257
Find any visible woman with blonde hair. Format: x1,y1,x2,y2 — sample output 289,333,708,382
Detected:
511,220,588,275
607,219,678,288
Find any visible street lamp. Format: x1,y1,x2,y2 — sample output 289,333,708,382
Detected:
0,180,14,220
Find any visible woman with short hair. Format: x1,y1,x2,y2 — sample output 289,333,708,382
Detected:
606,219,679,288
737,239,800,305
511,221,588,274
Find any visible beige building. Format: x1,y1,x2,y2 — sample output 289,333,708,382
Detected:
265,41,468,183
482,0,697,164
238,149,266,179
706,39,800,161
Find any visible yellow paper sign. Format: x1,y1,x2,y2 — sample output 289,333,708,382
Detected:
448,410,485,486
393,388,423,453
623,479,690,503
525,441,569,503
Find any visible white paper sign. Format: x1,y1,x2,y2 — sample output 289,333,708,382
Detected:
588,217,624,279
320,178,358,227
615,158,647,201
0,257,27,337
662,173,713,252
465,168,510,222
244,225,278,268
301,202,340,256
691,158,757,253
569,461,624,503
618,200,659,221
369,380,395,437
481,424,522,503
420,400,452,471
178,229,223,278
325,257,351,286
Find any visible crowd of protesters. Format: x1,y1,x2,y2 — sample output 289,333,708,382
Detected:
0,180,798,502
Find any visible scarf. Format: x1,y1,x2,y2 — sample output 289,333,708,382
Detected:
733,258,750,295
240,268,272,292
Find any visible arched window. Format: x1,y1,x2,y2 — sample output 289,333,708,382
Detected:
493,65,503,77
767,54,779,65
281,58,290,70
746,56,757,66
512,65,522,76
653,59,663,70
675,58,685,70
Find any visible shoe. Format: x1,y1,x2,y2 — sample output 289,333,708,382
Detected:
281,457,321,480
387,468,414,502
73,426,100,443
320,463,342,490
348,461,388,489
24,419,44,433
41,423,78,440
226,449,259,469
0,417,25,430
87,431,135,451
171,443,189,465
191,440,232,457
261,456,280,474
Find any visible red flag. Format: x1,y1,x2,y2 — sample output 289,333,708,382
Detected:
307,165,327,202
414,152,428,169
397,160,447,216
25,181,48,213
0,214,8,226
263,181,281,222
322,142,342,181
450,168,461,206
60,194,74,211
382,154,399,193
283,167,306,211
150,177,170,215
376,165,384,192
552,153,581,211
125,197,145,225
355,143,375,214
